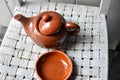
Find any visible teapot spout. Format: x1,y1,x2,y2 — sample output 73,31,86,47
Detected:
14,14,29,27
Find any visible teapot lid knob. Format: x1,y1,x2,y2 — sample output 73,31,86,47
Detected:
42,14,52,22
38,11,65,36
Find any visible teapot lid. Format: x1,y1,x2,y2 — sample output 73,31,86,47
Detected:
38,11,65,36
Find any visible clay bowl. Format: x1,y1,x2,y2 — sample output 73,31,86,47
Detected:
35,50,72,80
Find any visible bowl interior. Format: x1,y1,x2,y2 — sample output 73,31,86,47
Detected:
35,50,72,80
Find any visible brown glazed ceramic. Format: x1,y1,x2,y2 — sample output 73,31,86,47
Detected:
14,11,80,48
35,50,72,80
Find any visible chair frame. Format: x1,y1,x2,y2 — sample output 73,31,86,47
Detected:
13,0,111,15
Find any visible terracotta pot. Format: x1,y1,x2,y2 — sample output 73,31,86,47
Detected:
35,50,72,80
14,11,80,48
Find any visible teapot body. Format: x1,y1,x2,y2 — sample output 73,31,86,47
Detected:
30,27,67,48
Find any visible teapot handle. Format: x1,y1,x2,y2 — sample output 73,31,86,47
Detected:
65,22,80,35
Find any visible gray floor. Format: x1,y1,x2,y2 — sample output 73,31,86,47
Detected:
109,49,120,80
0,26,7,45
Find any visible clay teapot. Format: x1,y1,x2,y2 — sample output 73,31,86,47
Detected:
14,11,80,48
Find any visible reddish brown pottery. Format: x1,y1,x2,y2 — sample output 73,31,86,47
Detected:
14,11,80,48
35,50,73,80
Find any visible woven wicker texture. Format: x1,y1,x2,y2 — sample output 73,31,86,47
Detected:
0,2,108,80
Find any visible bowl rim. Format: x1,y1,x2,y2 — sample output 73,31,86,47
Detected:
34,50,73,80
